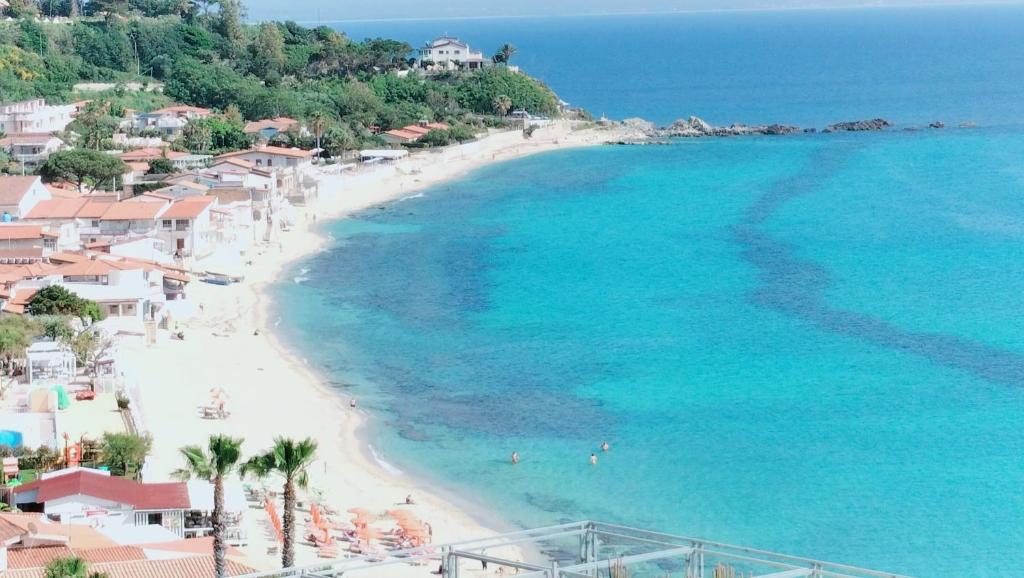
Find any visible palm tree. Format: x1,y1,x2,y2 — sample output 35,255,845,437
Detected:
43,557,109,578
173,435,244,578
242,437,318,569
492,95,513,117
308,110,328,155
494,43,517,65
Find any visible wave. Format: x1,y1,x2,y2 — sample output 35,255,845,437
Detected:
397,192,425,202
294,275,310,284
368,445,404,476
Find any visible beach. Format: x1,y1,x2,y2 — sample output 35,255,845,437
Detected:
114,121,621,573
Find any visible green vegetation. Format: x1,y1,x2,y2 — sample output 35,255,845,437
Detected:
0,4,562,155
43,556,109,578
100,431,152,478
39,149,129,193
0,315,37,373
242,437,318,569
26,285,105,322
173,435,245,578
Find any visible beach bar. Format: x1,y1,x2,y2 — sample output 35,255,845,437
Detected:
234,521,912,578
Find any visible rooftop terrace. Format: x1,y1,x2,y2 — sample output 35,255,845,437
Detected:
236,521,911,578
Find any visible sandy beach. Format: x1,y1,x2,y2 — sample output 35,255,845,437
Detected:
114,121,622,574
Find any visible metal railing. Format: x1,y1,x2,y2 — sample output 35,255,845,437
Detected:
235,520,912,578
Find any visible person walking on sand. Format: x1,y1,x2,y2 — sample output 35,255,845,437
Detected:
350,398,357,409
511,451,520,465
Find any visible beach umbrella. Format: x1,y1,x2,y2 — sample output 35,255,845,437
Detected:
356,525,381,545
388,509,416,519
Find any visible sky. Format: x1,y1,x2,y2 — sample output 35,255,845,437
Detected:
245,0,1023,22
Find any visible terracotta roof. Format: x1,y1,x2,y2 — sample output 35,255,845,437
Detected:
0,133,62,146
99,201,166,221
244,117,298,133
212,158,256,170
0,516,24,542
216,145,313,160
156,180,209,194
44,184,81,199
208,188,251,204
0,513,115,550
23,198,90,220
75,200,114,219
2,555,255,578
402,125,430,136
160,197,214,220
55,259,115,277
48,251,89,264
384,129,421,140
13,470,191,510
127,161,151,173
6,546,75,569
120,148,187,162
0,176,42,206
0,224,45,240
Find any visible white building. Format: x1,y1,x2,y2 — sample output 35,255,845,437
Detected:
0,133,66,167
0,175,52,220
418,36,488,70
0,99,76,134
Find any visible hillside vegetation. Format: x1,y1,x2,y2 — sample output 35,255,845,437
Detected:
0,0,562,151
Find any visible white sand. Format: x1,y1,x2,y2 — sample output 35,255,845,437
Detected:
118,122,622,574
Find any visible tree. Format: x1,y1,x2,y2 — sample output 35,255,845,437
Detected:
493,43,517,65
70,101,119,150
146,157,176,175
0,316,38,374
308,109,327,153
250,22,285,78
216,0,246,60
100,432,152,478
492,94,512,117
419,129,451,147
242,437,318,569
39,150,128,194
43,556,109,578
26,286,104,323
173,435,244,578
68,327,114,373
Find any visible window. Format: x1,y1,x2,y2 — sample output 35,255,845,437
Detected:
162,219,172,230
267,158,273,167
91,220,100,228
175,219,189,231
124,303,136,315
146,512,162,525
107,304,120,316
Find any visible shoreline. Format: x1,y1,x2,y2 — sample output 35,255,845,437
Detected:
122,121,622,572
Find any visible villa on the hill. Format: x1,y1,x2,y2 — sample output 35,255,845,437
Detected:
418,36,488,70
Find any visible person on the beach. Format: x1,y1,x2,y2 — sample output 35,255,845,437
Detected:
511,451,519,465
590,453,598,465
405,494,415,505
350,398,357,409
601,441,610,452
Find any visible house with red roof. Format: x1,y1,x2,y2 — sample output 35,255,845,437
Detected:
0,176,52,221
0,224,60,263
0,133,66,167
8,469,248,543
243,116,302,141
215,145,315,203
156,196,217,257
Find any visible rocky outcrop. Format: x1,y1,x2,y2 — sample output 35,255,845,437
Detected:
656,116,802,138
822,118,892,133
929,121,945,129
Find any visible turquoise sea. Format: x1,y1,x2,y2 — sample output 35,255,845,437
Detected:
277,7,1024,578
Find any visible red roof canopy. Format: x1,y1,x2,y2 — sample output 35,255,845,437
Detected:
13,470,190,510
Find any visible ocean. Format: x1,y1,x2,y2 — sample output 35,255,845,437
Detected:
275,7,1024,577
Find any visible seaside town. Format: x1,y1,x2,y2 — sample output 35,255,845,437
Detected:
0,0,987,575
0,0,666,574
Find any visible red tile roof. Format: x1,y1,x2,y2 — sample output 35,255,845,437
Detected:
216,145,313,160
213,158,256,170
3,555,255,578
160,197,214,220
0,176,42,206
55,259,115,277
244,117,299,133
13,470,191,510
0,224,46,241
6,546,75,569
150,105,212,116
23,198,90,220
75,200,116,219
99,201,166,221
120,148,187,162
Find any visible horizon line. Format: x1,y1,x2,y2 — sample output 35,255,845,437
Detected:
272,0,1024,25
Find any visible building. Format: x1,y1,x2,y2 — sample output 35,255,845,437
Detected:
0,224,59,262
418,36,488,70
127,106,212,138
381,122,450,145
0,100,76,134
243,117,301,141
155,196,216,257
0,176,52,221
214,146,315,203
0,134,66,167
118,148,210,172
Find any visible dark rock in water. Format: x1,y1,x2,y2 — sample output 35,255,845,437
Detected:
822,118,892,133
656,116,802,138
803,128,818,134
929,121,945,129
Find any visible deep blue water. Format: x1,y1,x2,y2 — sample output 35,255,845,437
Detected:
333,5,1024,126
277,8,1024,578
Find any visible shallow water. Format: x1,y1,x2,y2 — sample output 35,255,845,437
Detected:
277,127,1024,577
